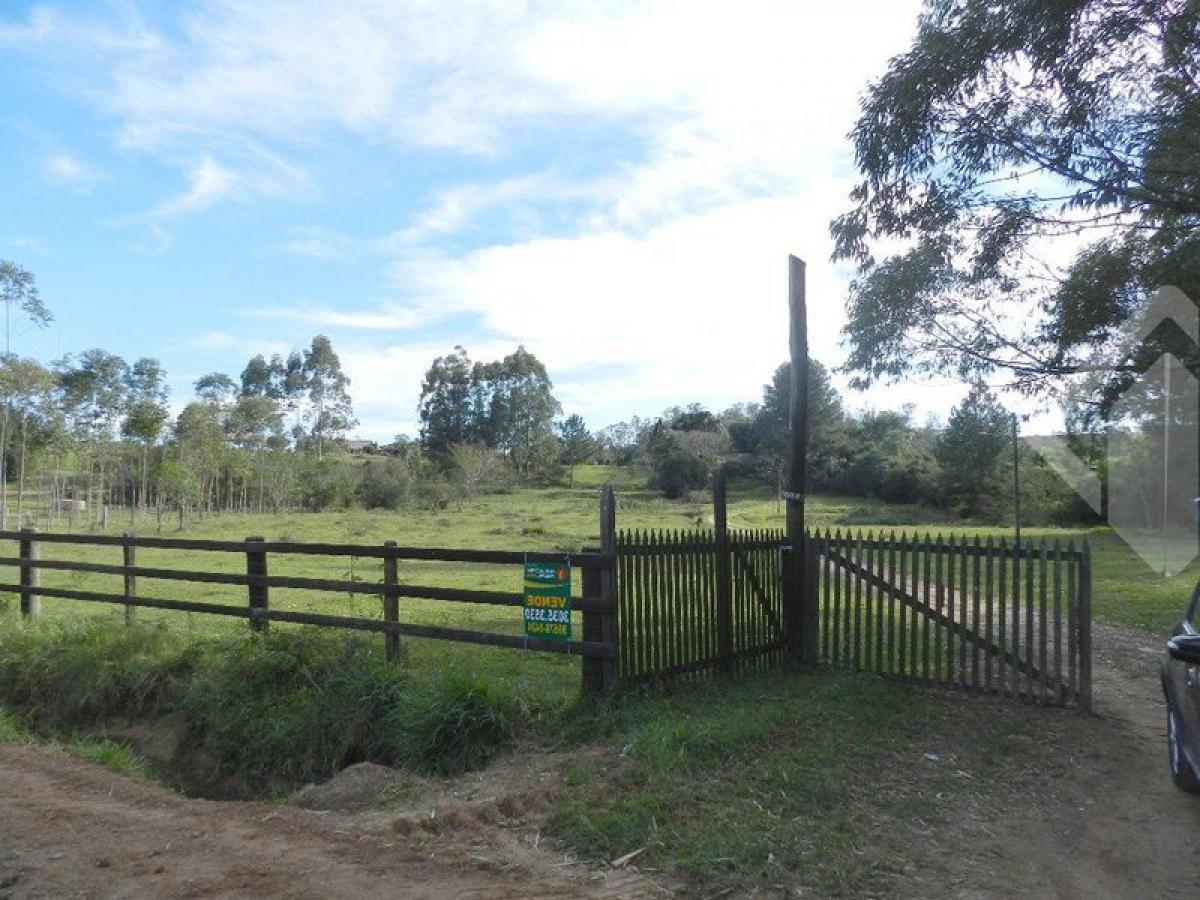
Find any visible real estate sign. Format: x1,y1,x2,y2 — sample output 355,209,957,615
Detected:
523,560,571,642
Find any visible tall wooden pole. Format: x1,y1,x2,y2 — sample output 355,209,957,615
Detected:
714,468,733,669
1012,414,1021,548
786,256,812,661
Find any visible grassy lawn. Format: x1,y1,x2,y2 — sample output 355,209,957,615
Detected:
549,667,1108,898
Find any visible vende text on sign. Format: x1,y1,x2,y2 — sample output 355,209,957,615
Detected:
524,559,572,642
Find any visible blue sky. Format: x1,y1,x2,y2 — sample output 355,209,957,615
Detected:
0,0,981,441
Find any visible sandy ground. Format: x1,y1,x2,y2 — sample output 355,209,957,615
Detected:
0,743,659,900
1,621,1197,899
958,620,1200,900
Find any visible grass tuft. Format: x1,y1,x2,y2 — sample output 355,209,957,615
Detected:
380,673,523,776
0,621,200,728
62,735,151,778
0,706,25,741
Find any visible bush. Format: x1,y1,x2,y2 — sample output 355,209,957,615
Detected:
177,631,412,785
358,458,414,509
650,448,710,499
299,459,359,510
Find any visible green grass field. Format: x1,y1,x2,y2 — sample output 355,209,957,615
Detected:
0,466,1193,695
0,463,1191,895
2,465,1190,661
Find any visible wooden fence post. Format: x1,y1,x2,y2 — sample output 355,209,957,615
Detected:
714,469,734,669
246,536,268,634
383,540,401,662
1079,541,1092,711
123,533,136,626
18,527,39,620
582,485,618,693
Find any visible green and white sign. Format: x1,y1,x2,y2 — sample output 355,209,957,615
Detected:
524,559,571,642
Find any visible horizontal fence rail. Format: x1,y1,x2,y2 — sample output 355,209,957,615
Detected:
0,527,619,692
812,530,1091,709
616,527,786,682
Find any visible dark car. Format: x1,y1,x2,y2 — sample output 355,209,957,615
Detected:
1162,584,1200,792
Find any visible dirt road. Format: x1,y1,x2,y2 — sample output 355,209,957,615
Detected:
1,622,1197,899
969,621,1200,900
0,741,651,900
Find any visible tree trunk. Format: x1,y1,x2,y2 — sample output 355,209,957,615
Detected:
15,413,26,528
0,400,10,531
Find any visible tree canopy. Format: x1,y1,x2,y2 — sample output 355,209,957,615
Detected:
833,0,1200,402
419,345,560,475
936,384,1012,515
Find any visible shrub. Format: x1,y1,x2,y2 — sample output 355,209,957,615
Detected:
358,458,413,509
650,448,710,499
0,622,200,729
378,674,522,776
299,459,359,510
177,631,412,785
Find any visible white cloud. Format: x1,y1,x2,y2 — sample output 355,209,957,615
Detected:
43,152,97,189
242,304,431,330
127,148,309,220
143,154,236,217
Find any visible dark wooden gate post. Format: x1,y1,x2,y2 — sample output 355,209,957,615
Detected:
18,527,39,620
583,484,618,693
785,255,813,662
714,469,734,669
383,540,401,662
246,536,269,634
1079,541,1092,710
123,534,137,627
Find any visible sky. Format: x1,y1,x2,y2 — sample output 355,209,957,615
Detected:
0,0,1030,442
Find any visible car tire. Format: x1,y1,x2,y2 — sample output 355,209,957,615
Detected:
1167,700,1200,793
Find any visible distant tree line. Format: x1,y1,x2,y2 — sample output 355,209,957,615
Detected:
0,259,1102,530
589,363,1098,525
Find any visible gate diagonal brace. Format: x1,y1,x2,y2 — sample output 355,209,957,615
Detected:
732,546,784,639
823,548,1064,698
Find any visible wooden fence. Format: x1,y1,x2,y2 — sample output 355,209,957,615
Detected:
0,498,1094,708
810,531,1092,707
0,525,619,694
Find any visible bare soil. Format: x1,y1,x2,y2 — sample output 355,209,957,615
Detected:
1,622,1197,899
943,621,1200,900
0,740,659,899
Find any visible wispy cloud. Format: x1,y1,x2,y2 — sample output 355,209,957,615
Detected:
1,0,944,437
241,305,429,330
43,152,98,189
149,155,236,217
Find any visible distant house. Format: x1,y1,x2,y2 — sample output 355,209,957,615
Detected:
345,439,375,455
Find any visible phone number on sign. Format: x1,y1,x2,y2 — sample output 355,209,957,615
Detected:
524,607,571,624
525,621,569,637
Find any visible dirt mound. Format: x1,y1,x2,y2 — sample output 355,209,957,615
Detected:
292,743,599,817
292,762,425,812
